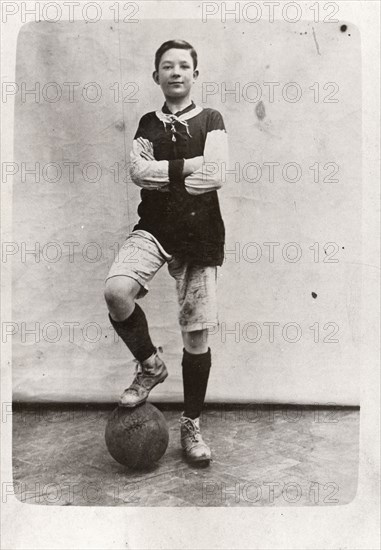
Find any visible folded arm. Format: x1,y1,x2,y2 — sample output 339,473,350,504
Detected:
129,138,204,192
159,129,229,195
129,114,228,195
184,129,228,195
129,138,170,190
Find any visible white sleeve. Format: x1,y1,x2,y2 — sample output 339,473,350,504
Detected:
129,138,170,189
184,129,228,195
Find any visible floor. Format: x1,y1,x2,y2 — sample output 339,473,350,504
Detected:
12,404,359,507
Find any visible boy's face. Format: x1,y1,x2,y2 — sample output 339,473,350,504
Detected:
153,48,198,100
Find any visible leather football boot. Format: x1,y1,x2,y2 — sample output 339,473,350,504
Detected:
119,351,168,407
180,415,211,465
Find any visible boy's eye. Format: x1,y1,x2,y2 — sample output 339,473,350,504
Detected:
161,63,190,70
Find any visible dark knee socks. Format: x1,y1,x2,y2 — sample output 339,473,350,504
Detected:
182,348,211,420
109,303,155,363
109,305,211,414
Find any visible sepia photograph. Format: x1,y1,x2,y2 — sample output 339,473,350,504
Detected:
1,1,379,549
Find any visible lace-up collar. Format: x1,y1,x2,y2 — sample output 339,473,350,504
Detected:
162,100,196,117
155,101,203,141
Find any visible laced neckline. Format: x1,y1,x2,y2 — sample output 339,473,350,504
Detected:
162,100,195,117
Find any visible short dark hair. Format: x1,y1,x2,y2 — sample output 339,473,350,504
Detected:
154,40,198,71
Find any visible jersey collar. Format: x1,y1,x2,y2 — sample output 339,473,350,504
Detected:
156,100,203,123
162,100,195,117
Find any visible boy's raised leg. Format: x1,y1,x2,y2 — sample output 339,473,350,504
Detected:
105,276,168,407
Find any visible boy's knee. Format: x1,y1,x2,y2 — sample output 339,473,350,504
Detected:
104,277,139,309
182,329,209,353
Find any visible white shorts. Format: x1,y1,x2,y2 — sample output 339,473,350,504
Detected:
105,230,218,332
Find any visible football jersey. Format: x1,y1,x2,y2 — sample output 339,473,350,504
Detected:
129,101,228,266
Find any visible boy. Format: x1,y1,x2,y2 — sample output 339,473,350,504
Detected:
104,39,228,465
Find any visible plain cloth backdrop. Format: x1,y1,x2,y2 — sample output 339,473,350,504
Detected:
12,20,361,404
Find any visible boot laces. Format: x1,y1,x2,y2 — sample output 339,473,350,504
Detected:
126,346,164,394
124,361,143,394
180,417,201,443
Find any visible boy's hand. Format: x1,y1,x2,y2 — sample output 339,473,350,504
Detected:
183,156,203,177
137,137,155,160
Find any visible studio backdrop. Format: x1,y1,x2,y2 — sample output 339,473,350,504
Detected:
11,19,362,404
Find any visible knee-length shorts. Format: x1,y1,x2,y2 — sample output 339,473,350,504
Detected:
105,230,218,332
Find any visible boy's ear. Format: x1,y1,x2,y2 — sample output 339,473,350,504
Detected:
193,70,199,81
152,71,160,85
